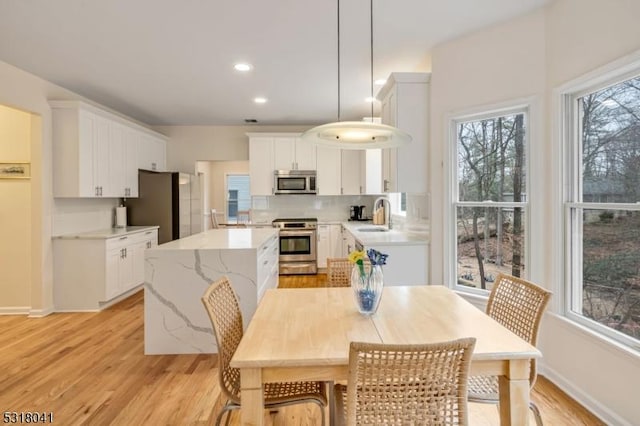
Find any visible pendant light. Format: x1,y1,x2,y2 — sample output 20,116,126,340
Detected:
300,0,411,150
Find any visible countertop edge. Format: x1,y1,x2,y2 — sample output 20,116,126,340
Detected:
53,226,160,240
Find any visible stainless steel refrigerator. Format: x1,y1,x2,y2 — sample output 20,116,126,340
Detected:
125,170,202,244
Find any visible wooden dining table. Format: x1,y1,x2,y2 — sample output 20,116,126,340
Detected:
230,285,541,425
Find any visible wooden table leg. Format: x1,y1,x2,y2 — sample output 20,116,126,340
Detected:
498,359,531,425
240,367,264,426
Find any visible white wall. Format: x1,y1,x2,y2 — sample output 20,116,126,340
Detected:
429,1,640,423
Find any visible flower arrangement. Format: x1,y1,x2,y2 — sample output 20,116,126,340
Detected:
348,248,388,314
348,248,389,278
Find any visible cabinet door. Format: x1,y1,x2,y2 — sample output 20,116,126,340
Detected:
317,224,331,268
119,246,135,293
93,114,112,196
341,150,363,195
273,137,296,170
138,133,166,172
105,248,121,300
249,137,274,195
78,111,97,197
109,122,126,198
329,225,342,258
294,137,316,170
123,126,139,198
316,146,341,195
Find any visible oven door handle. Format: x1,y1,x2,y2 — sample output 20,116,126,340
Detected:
279,229,315,237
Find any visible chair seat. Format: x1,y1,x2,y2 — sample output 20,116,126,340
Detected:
262,381,328,406
467,375,499,402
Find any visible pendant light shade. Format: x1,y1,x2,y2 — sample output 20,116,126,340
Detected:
301,121,411,149
300,0,411,150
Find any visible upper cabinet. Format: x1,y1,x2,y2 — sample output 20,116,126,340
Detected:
377,72,430,194
248,135,275,196
273,136,316,170
248,133,318,196
51,101,167,198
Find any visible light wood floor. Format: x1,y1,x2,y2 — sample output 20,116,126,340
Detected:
0,274,604,425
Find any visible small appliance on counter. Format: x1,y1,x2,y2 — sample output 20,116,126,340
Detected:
349,205,368,221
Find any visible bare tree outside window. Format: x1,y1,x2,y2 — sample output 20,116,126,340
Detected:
571,76,640,341
455,111,527,291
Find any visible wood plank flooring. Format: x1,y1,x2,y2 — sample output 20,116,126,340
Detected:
0,274,605,425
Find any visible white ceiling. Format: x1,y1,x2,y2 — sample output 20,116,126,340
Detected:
0,0,550,126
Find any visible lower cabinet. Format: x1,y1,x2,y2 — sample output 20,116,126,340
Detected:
257,233,279,300
54,229,158,311
318,224,343,268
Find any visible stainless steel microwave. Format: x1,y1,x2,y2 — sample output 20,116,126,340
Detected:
274,170,317,194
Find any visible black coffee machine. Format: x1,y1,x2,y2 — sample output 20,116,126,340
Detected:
350,205,366,221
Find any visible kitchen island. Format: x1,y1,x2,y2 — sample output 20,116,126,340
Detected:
144,227,279,354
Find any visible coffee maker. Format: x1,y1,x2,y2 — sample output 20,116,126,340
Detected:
350,205,361,221
349,205,366,221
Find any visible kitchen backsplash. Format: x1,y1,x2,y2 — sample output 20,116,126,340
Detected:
250,193,429,226
53,198,119,236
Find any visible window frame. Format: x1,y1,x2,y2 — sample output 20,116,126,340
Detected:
446,103,531,296
562,65,640,351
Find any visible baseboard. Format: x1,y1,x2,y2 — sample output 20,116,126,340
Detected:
29,306,55,317
0,306,30,315
539,365,631,426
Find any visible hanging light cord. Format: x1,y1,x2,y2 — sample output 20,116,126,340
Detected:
370,0,374,120
337,0,341,122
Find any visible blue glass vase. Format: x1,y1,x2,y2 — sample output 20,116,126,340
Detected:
351,263,383,315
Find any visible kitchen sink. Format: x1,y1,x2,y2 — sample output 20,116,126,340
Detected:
357,227,389,232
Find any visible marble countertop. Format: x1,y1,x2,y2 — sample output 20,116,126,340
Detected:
341,222,429,247
150,228,279,251
53,226,159,239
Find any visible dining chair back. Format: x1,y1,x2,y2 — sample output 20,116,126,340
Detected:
335,338,476,426
326,258,352,287
201,277,328,425
468,273,552,425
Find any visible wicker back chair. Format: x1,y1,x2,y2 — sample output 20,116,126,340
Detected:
335,338,476,426
326,258,352,287
468,273,551,426
201,277,328,425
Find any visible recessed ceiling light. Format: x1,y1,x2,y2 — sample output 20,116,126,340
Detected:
254,97,267,104
234,63,252,72
365,97,376,103
374,79,386,85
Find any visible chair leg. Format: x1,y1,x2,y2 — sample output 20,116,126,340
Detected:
215,402,237,426
530,401,543,426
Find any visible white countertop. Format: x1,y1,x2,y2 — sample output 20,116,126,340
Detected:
53,226,159,239
150,228,279,251
341,222,429,247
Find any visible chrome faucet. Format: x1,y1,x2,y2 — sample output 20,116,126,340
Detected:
373,196,392,230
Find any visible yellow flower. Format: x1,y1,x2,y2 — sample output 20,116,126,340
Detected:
348,250,365,264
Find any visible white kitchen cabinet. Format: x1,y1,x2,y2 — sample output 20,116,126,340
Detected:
138,132,166,172
248,136,274,196
51,100,167,198
377,72,430,194
317,224,343,268
53,227,158,311
316,146,341,195
341,225,357,257
273,136,316,170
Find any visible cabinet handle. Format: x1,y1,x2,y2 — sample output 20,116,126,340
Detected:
123,248,127,258
119,236,128,240
145,231,153,235
95,186,99,196
146,241,152,249
152,162,157,171
360,185,363,194
340,187,343,195
100,186,103,196
263,260,269,265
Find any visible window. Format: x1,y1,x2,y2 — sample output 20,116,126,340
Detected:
226,175,250,223
451,107,529,293
565,72,640,347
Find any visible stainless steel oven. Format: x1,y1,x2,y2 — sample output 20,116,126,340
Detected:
272,218,317,275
